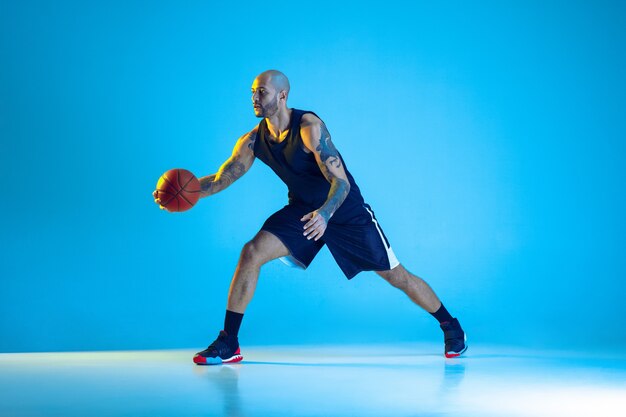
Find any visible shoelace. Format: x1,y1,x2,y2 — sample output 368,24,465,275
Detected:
207,332,239,353
206,335,227,351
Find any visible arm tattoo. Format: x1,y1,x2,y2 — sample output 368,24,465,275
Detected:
246,131,257,151
200,160,245,197
200,131,254,197
199,174,217,197
320,177,350,220
217,160,246,184
314,123,350,219
316,123,342,170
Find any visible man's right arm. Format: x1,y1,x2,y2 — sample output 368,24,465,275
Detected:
199,127,258,198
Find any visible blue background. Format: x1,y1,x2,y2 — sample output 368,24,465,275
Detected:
1,0,625,353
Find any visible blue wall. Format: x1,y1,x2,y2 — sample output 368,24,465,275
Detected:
1,0,625,352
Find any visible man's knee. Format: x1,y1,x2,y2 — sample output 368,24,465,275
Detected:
239,238,272,267
240,240,259,266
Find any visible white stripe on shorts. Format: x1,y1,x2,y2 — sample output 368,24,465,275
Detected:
363,206,400,270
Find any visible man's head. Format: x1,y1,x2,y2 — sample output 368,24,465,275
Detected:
251,70,290,118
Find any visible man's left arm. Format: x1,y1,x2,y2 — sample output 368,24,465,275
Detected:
300,114,351,241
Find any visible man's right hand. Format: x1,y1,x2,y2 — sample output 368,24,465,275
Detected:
152,189,166,210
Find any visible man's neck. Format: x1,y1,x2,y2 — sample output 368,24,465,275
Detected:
265,107,292,139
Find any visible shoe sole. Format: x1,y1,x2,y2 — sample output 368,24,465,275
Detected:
445,334,468,358
194,354,243,365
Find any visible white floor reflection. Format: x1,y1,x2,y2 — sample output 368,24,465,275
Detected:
0,344,624,416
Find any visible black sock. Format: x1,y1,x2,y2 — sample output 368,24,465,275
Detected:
431,303,454,324
224,310,244,337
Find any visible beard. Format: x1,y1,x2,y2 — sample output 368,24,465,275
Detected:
255,94,279,118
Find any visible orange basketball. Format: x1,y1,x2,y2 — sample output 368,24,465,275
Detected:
155,168,201,212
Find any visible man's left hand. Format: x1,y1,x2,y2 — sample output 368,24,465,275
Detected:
301,210,329,241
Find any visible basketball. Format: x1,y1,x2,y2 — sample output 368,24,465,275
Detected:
155,168,201,212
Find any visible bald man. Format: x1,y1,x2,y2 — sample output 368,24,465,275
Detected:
154,70,467,364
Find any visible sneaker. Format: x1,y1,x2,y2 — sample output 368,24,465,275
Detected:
193,330,243,365
440,318,468,358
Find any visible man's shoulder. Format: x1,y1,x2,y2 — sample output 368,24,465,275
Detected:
300,110,322,127
237,125,259,141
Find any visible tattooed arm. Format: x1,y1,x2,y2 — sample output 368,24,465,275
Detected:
299,114,351,241
198,127,258,198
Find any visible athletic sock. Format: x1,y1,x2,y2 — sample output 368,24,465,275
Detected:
430,303,454,324
224,310,244,337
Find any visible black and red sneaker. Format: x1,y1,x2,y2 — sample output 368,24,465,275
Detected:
193,330,243,365
440,318,468,358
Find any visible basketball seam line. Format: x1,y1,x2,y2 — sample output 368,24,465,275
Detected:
160,175,184,205
159,171,200,209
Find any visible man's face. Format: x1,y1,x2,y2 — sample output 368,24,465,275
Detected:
251,77,279,118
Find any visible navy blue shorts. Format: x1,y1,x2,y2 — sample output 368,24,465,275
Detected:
260,203,400,279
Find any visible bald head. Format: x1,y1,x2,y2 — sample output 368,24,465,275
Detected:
256,70,290,98
251,70,291,118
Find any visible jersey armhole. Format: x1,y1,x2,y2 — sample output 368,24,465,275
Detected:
252,120,266,157
298,110,321,155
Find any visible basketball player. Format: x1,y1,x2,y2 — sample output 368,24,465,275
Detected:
153,70,467,363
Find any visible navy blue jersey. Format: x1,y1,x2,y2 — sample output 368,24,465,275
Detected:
253,109,369,223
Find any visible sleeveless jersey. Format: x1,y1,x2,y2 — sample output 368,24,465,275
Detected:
253,109,368,223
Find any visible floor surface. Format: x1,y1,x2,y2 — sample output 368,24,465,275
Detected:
1,344,625,417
